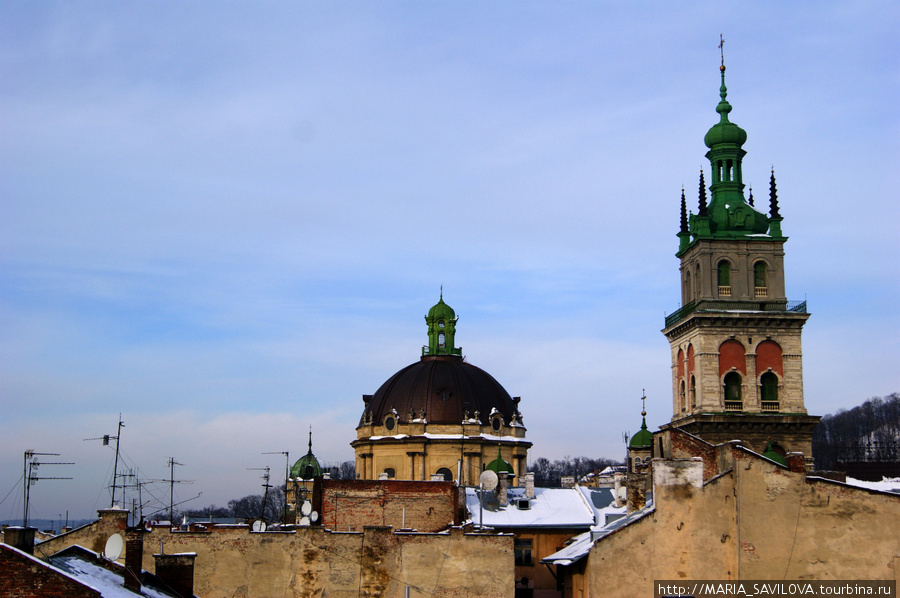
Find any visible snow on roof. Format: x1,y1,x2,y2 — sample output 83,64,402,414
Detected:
830,477,900,494
49,552,176,598
541,503,656,566
465,486,596,529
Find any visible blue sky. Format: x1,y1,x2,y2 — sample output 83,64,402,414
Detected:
2,2,898,520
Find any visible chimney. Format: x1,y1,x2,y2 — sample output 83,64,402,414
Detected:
3,527,36,555
786,452,807,474
153,553,197,598
626,472,648,513
613,473,625,507
124,526,146,593
497,472,508,507
524,472,535,499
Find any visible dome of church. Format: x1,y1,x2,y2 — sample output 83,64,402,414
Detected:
360,294,521,428
290,431,323,480
362,354,519,427
704,66,747,149
629,417,653,448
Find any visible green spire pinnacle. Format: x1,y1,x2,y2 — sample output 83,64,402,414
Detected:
423,293,461,357
629,393,653,448
485,445,514,476
290,428,323,480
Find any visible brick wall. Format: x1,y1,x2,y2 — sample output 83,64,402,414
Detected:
0,544,100,598
321,479,460,532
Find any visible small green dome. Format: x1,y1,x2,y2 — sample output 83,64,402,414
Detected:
629,418,653,448
762,440,787,467
291,431,323,480
704,66,747,149
427,296,456,321
485,446,514,476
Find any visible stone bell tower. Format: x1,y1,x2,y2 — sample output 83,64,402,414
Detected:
660,47,819,467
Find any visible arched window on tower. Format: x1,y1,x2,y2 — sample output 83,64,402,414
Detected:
760,372,779,411
438,331,445,348
717,261,732,297
754,262,768,298
679,380,686,414
724,372,742,410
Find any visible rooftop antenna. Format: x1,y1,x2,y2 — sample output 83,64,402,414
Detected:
165,458,190,524
247,466,272,522
262,450,290,524
22,451,73,528
84,414,125,508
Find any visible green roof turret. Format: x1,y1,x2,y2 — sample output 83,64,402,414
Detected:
629,415,653,448
485,445,515,476
290,429,323,480
762,439,787,467
423,289,462,357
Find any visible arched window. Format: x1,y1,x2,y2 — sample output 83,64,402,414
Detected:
436,467,453,481
689,375,696,409
724,372,742,410
438,331,445,348
679,380,686,413
383,468,395,478
717,261,732,297
754,262,768,297
760,372,779,409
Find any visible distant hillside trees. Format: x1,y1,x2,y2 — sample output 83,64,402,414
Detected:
528,456,623,487
813,393,900,472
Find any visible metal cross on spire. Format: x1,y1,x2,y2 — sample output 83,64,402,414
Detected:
719,33,725,67
640,389,647,417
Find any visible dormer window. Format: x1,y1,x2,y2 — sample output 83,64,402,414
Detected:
384,415,396,431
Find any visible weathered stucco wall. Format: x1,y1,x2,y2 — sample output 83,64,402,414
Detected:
30,518,513,598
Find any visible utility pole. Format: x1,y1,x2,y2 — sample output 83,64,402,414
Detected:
84,415,125,508
167,457,186,524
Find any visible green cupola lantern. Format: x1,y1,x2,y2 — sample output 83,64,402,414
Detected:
681,39,775,254
423,290,462,357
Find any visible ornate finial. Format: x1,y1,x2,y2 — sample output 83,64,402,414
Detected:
769,167,781,219
698,168,709,216
719,34,725,70
748,185,754,207
680,188,688,233
308,426,313,453
640,390,647,417
440,285,443,301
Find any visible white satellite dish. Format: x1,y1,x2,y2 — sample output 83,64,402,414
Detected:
104,533,124,560
299,516,310,526
252,520,267,532
300,501,312,516
479,470,499,491
310,511,319,523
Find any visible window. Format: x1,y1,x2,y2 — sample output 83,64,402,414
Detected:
724,372,742,410
438,331,445,348
491,416,502,431
761,372,779,409
384,416,395,431
689,375,696,409
514,538,533,566
383,468,395,478
717,261,732,296
436,467,452,481
754,262,768,297
679,380,686,413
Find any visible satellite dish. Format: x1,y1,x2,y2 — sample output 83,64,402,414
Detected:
104,533,124,560
299,516,310,526
300,501,312,516
310,511,319,523
252,520,267,533
479,470,499,491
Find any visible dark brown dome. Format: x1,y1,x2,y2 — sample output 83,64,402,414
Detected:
361,354,518,426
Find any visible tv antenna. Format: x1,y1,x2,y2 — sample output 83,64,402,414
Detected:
22,450,73,528
247,466,272,522
84,414,125,508
262,450,289,523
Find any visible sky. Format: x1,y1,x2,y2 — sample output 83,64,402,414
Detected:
2,1,898,522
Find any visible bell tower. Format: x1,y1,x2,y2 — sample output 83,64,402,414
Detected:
661,45,819,467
